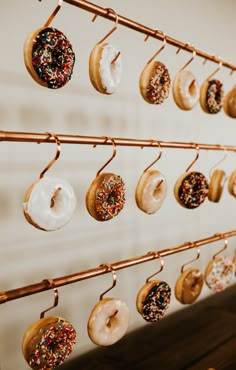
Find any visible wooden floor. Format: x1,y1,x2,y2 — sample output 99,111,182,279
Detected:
60,284,236,370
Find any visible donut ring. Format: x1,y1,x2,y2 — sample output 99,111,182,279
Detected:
135,169,167,214
86,172,125,221
174,171,209,209
175,267,204,304
136,280,171,322
24,27,75,89
228,169,236,197
172,70,200,110
205,256,235,292
89,42,122,94
208,169,226,202
22,316,76,369
87,298,130,346
23,175,76,231
200,79,224,114
139,61,171,104
224,85,236,118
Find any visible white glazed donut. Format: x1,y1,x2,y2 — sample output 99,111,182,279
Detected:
205,256,235,292
135,169,167,214
23,175,76,231
87,298,130,346
89,42,122,94
172,70,200,110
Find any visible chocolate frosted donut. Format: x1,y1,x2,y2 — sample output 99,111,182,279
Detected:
200,79,224,114
136,280,171,322
24,27,75,89
139,61,171,104
174,171,209,209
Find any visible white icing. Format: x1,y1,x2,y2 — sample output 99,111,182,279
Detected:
99,44,122,94
23,175,76,231
205,256,235,292
175,70,199,109
88,298,130,346
137,170,167,214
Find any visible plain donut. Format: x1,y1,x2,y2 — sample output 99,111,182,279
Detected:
87,298,130,346
224,85,236,118
208,169,226,202
175,267,204,304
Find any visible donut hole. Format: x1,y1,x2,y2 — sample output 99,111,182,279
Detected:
105,309,118,328
50,187,63,212
189,80,197,97
153,180,163,199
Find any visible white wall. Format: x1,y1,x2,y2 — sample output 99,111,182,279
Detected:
1,1,236,369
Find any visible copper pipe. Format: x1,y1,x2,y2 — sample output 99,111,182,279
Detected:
61,0,236,70
1,229,236,304
1,131,236,152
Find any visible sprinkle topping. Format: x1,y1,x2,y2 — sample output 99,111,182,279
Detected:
146,61,171,104
205,79,224,114
178,171,209,209
32,27,75,89
95,174,125,221
142,281,171,322
27,320,76,369
205,256,235,292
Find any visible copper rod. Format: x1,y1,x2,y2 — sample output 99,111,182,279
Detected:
1,229,236,304
1,131,236,152
61,0,236,70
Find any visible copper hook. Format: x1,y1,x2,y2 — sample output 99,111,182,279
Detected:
185,144,200,172
146,251,164,282
99,264,117,300
212,234,228,259
92,8,119,45
208,145,228,178
44,0,63,28
181,243,200,273
206,59,222,81
96,137,117,177
145,31,167,65
39,132,61,178
40,278,59,319
143,140,162,172
177,46,196,72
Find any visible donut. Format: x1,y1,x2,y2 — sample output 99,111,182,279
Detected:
87,298,130,346
199,79,224,114
136,280,171,322
208,169,226,203
172,70,200,110
89,42,122,94
135,169,167,214
174,171,209,209
205,256,235,292
224,85,236,118
24,26,75,89
175,267,204,304
139,60,171,104
228,169,236,197
86,172,125,221
22,316,76,369
23,175,76,231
